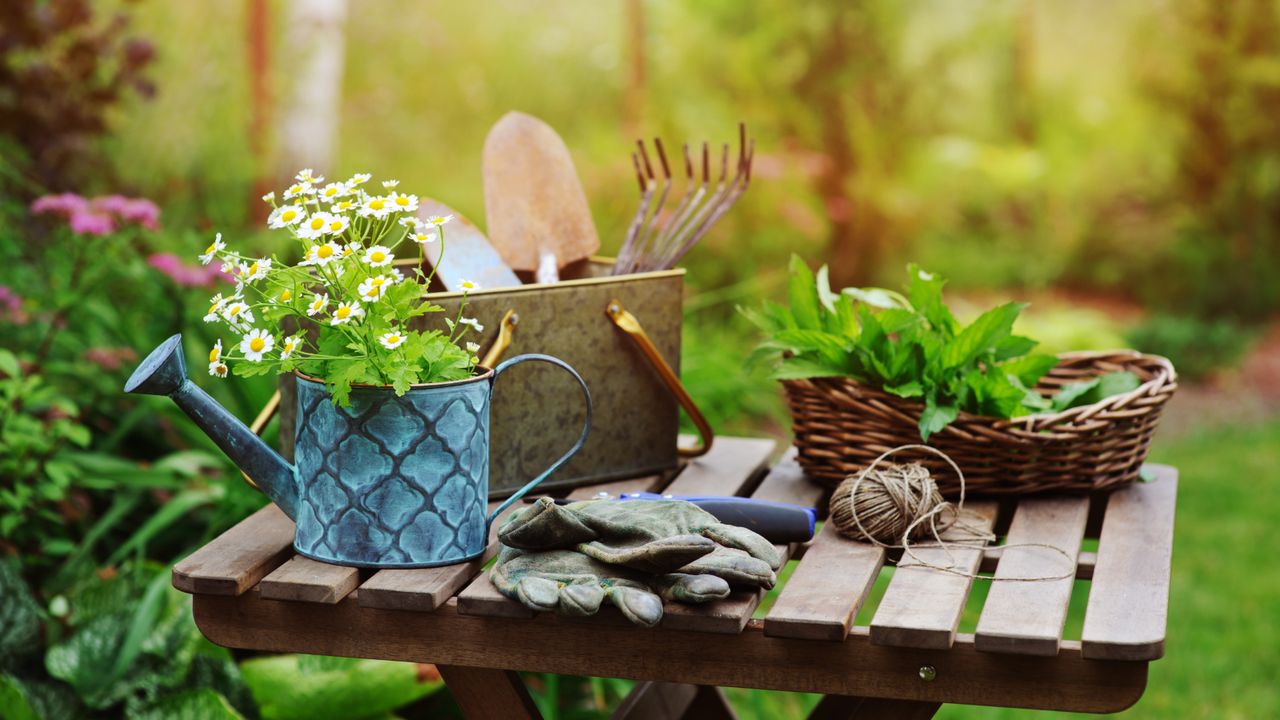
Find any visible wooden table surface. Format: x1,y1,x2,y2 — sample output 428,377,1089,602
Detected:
175,437,1177,719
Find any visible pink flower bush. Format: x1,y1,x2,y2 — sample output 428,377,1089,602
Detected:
147,253,234,289
30,193,162,234
0,285,28,325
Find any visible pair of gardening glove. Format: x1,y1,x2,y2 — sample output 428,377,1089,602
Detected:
489,497,781,627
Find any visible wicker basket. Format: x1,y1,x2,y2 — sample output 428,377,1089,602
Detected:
782,350,1177,496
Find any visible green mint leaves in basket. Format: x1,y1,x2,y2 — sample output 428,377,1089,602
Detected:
743,256,1141,441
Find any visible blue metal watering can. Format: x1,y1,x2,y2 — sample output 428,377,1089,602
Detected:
125,334,591,568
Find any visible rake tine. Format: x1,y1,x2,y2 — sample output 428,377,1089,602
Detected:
644,141,702,272
642,139,711,272
623,138,672,275
654,141,733,271
666,133,753,269
614,149,656,275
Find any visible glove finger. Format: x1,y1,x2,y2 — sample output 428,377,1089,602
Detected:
701,523,782,570
576,535,715,574
606,585,664,627
499,497,598,550
559,581,606,617
660,573,730,604
679,548,777,589
513,576,562,612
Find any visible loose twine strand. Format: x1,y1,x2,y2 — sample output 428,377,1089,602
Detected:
828,444,1075,582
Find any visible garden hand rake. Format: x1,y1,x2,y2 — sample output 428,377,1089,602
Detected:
612,123,753,275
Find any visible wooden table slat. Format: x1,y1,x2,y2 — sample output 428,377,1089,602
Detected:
258,555,360,604
1081,466,1177,661
973,496,1090,656
764,523,885,641
869,501,999,650
172,504,295,595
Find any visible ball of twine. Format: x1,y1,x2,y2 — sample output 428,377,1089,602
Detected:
829,461,955,545
825,444,1075,582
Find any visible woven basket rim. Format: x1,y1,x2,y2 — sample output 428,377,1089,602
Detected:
781,350,1176,434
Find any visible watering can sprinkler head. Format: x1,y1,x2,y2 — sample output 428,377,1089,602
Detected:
124,333,301,519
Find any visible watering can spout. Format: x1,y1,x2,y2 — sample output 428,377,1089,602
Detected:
124,334,300,520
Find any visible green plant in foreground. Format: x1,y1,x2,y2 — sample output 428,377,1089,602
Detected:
745,256,1139,440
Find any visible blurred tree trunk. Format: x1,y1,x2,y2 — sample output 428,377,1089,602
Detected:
790,5,898,288
624,0,645,137
246,0,272,220
277,0,347,179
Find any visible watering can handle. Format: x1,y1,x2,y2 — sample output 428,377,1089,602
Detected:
486,353,593,525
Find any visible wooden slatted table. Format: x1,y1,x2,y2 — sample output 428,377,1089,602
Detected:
175,436,1178,719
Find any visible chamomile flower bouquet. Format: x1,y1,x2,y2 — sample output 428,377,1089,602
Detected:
199,169,485,405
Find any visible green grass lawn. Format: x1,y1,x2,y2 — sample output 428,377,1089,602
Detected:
708,420,1280,719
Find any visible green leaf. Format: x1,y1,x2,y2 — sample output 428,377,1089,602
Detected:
884,380,923,399
1051,371,1141,412
918,395,959,441
841,286,911,310
815,264,839,313
993,334,1038,361
0,561,41,670
942,302,1024,369
787,255,823,330
0,349,20,378
240,654,441,720
1000,353,1059,387
769,355,846,380
963,369,1026,419
127,688,245,720
906,264,957,334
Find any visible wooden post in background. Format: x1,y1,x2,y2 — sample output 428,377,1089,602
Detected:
277,0,348,179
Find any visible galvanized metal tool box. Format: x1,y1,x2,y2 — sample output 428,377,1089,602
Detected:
275,259,705,497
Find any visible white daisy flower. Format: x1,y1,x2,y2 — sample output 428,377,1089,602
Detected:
199,233,225,265
466,341,480,354
324,214,350,235
283,181,313,200
279,335,303,360
331,199,357,214
425,214,454,227
276,288,293,303
318,182,350,202
203,293,227,323
411,230,436,244
381,179,400,189
261,191,275,203
399,216,424,230
348,172,372,186
378,332,406,350
222,301,254,326
209,361,228,378
458,317,484,333
268,204,306,229
306,293,328,316
357,274,394,301
240,328,274,362
208,339,223,364
459,279,480,292
363,245,394,267
298,212,336,240
236,258,271,285
296,168,318,182
358,195,393,219
387,192,418,213
331,300,364,326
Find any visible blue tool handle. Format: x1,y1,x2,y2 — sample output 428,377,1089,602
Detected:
619,492,816,543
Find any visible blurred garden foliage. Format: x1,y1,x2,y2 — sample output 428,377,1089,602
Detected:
2,0,1280,718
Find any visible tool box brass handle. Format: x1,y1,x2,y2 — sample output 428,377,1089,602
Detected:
240,389,281,490
606,299,714,458
480,309,520,369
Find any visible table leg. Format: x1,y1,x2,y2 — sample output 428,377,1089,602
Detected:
612,683,736,720
808,694,940,720
680,686,738,720
437,665,541,720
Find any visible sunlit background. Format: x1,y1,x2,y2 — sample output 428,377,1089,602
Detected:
2,1,1277,718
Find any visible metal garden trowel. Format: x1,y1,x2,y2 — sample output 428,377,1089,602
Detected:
482,111,600,284
418,198,520,291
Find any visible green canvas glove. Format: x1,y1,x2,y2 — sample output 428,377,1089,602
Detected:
488,545,731,627
498,497,781,588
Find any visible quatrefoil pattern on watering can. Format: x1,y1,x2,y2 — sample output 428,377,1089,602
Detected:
291,375,490,567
